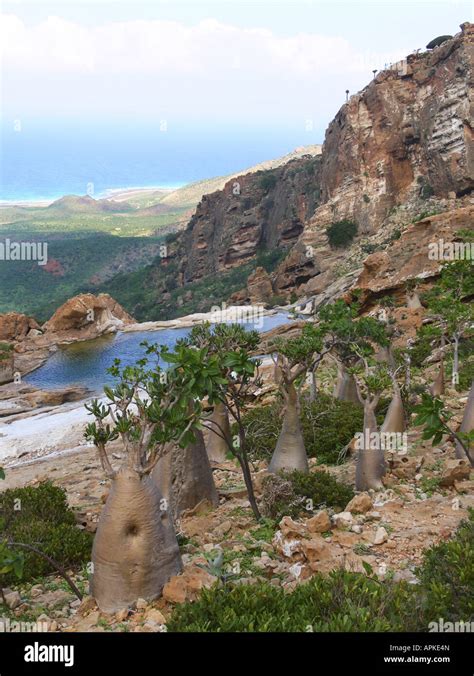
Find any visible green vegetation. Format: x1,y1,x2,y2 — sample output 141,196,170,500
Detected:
0,232,163,321
326,219,358,248
0,342,13,362
0,482,92,585
258,172,278,193
261,469,354,520
167,510,474,631
102,246,289,321
240,395,363,465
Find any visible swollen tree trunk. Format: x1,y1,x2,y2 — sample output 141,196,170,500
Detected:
452,333,460,389
91,467,182,613
308,369,317,403
153,430,219,522
407,292,422,309
268,381,309,474
455,380,474,465
355,401,385,491
430,360,445,396
206,402,231,463
381,378,405,435
334,364,359,404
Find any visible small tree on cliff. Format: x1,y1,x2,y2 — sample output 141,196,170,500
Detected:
84,343,224,612
425,258,474,390
178,322,260,463
268,323,332,473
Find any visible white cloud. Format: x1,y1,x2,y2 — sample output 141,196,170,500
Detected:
0,13,409,122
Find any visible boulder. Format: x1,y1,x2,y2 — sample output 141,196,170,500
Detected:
306,510,332,533
162,565,217,604
43,293,134,338
439,459,471,487
345,493,373,514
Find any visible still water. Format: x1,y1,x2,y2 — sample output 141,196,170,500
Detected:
25,313,291,393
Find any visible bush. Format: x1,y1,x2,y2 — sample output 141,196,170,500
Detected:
326,219,358,248
168,510,474,632
240,395,364,465
283,469,354,512
261,469,354,520
168,569,419,632
416,508,474,622
0,482,92,584
259,172,278,193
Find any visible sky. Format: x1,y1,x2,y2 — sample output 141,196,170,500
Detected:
1,0,472,140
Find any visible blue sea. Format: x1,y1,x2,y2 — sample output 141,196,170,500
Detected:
0,120,319,203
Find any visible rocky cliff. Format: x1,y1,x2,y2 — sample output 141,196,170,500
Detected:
101,23,473,319
174,154,321,284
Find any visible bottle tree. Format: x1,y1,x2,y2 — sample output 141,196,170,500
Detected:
425,258,474,391
178,322,260,463
84,342,224,612
318,300,391,490
267,322,332,473
179,322,264,521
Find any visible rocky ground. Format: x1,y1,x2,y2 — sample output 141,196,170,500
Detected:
2,394,472,632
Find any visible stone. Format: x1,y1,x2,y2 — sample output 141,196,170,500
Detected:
332,511,353,529
373,527,389,545
78,596,97,617
136,598,148,610
306,510,332,533
145,608,166,625
439,459,471,487
4,591,21,609
301,536,332,568
162,566,217,604
73,611,100,632
345,493,373,514
278,516,308,539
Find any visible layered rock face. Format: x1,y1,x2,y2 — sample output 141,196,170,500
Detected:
0,313,40,342
320,22,473,231
270,23,474,299
172,155,321,285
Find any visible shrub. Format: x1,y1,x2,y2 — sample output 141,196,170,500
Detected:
326,219,358,248
420,184,435,200
260,473,302,520
261,469,354,520
283,469,354,512
259,172,278,193
0,342,12,362
240,395,364,465
168,569,419,632
0,482,92,584
168,510,474,632
416,508,474,622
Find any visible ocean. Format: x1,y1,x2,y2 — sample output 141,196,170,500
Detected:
0,120,317,203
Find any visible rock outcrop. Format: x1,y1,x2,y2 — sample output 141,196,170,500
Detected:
43,293,133,337
0,312,40,342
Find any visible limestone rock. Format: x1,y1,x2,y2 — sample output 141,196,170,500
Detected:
439,459,471,487
345,493,373,514
373,526,389,545
162,565,217,604
306,510,332,533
